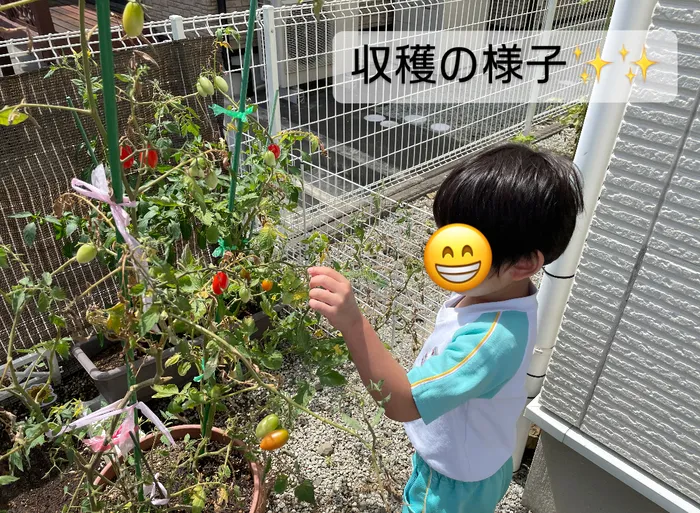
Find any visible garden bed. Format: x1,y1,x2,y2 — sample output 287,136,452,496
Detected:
70,310,274,404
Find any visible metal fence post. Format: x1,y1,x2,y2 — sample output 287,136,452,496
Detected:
523,0,558,136
262,5,281,136
169,15,186,41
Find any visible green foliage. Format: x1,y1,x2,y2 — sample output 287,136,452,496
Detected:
560,101,588,147
511,133,536,146
0,13,416,511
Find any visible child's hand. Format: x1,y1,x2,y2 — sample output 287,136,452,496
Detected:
308,267,364,335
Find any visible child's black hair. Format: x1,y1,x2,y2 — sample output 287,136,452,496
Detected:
433,143,584,270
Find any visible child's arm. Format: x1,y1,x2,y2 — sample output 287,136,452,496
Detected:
308,267,528,426
307,266,421,422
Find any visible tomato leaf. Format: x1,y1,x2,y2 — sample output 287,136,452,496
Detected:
191,485,205,513
152,384,178,398
177,361,192,377
341,413,363,432
293,381,313,407
317,368,346,387
23,222,37,247
50,287,66,300
139,306,160,335
185,175,206,210
55,338,70,358
131,283,145,295
37,292,50,313
371,407,385,427
0,475,19,486
260,351,283,370
202,355,218,381
11,290,25,314
41,272,52,287
273,474,288,494
165,353,181,368
294,480,315,504
0,106,28,126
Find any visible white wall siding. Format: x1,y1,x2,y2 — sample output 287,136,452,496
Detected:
539,0,700,503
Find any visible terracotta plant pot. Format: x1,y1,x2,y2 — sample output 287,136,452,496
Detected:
97,424,265,513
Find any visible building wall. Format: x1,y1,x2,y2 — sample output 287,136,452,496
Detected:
539,0,700,505
145,0,218,20
522,433,669,513
143,0,250,21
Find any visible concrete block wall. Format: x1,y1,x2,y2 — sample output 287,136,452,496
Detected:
539,0,700,504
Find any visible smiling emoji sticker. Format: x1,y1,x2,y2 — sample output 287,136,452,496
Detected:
424,224,492,292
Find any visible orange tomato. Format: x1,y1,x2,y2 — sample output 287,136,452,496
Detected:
259,429,288,451
261,279,273,292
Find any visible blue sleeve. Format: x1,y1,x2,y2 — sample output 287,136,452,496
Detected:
407,311,529,425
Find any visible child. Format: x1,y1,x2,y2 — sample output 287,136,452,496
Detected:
308,143,584,513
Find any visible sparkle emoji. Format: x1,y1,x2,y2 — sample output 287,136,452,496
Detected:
586,46,612,82
620,44,629,61
634,46,658,81
424,224,492,292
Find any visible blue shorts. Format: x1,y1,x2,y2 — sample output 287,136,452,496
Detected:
402,453,512,513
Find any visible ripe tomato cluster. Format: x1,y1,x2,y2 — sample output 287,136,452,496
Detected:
120,145,158,169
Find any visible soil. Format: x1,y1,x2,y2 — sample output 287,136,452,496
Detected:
101,439,255,512
5,464,84,512
4,437,255,512
91,340,128,372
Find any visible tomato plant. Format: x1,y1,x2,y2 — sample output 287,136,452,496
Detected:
0,8,412,511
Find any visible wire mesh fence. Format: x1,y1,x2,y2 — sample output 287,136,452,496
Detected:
0,0,615,357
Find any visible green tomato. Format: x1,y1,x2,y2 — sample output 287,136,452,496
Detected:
263,150,276,167
239,286,251,304
214,76,229,93
204,171,218,190
196,82,207,98
76,243,97,264
198,76,215,96
122,1,144,38
255,414,280,439
205,225,219,244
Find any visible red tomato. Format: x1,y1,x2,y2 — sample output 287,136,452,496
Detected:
120,146,135,169
267,144,280,160
140,146,158,168
212,271,228,295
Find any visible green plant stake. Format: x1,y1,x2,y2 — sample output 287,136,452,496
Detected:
215,0,258,442
227,0,259,213
95,0,144,504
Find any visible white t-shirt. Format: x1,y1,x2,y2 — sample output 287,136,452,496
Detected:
403,285,538,482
